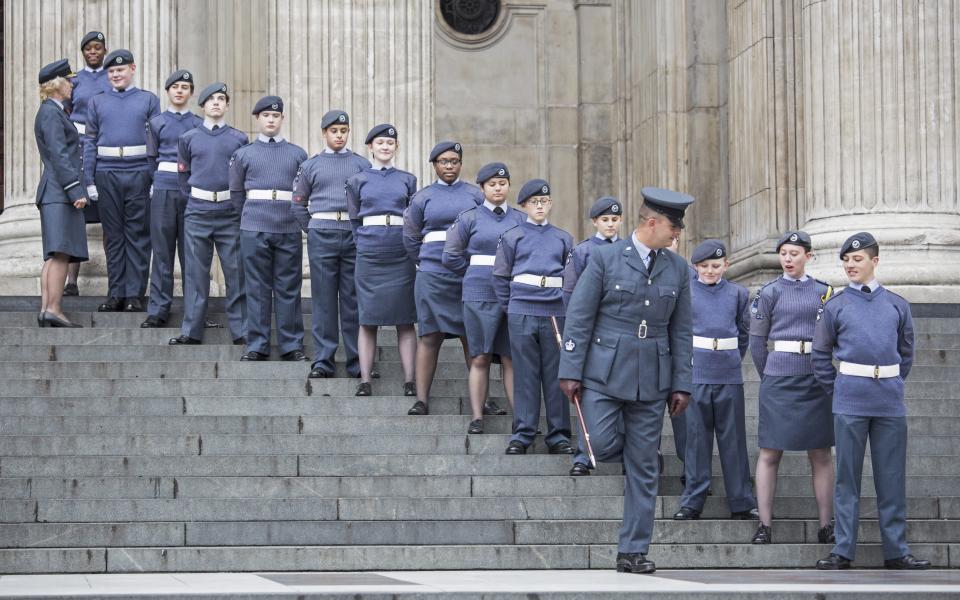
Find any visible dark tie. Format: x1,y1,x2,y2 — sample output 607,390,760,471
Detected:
212,124,220,130
862,285,871,294
269,138,276,143
605,238,613,243
493,206,504,216
647,250,657,273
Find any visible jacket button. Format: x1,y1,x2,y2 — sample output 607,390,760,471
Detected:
644,300,650,306
615,285,620,290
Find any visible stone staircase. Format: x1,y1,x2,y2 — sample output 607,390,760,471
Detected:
1,297,958,574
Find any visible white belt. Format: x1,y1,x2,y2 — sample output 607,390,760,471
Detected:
513,274,562,288
774,340,812,354
693,336,739,351
469,255,496,266
839,361,900,379
247,189,293,201
157,161,178,173
311,211,349,221
423,231,446,243
74,122,86,135
362,215,402,227
191,187,230,202
97,145,148,158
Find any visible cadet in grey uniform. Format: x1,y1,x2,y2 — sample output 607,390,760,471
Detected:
559,187,694,574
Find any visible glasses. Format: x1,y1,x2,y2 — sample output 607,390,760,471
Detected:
529,198,552,207
436,159,461,166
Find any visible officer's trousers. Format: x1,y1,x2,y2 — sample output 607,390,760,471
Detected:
241,230,304,355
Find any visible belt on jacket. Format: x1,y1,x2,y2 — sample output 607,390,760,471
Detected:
469,255,496,266
247,189,293,201
157,161,178,173
693,336,738,351
97,145,147,158
74,122,86,135
593,321,669,341
513,274,562,288
362,214,402,226
839,361,900,379
191,187,230,202
773,340,812,354
311,211,348,221
423,231,447,243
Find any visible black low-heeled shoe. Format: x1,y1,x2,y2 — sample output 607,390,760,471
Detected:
468,419,483,434
37,312,46,327
43,313,82,328
403,381,417,397
569,462,591,476
407,401,428,416
751,524,772,544
816,553,851,570
355,382,372,396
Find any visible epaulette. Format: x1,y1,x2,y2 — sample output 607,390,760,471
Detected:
750,277,780,320
815,278,835,307
817,287,843,320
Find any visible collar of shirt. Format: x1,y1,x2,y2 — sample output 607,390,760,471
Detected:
50,98,65,110
258,133,284,144
166,108,191,116
322,147,350,154
372,163,394,171
203,119,226,131
84,65,104,74
595,233,619,243
526,217,549,226
782,273,809,282
631,233,654,261
849,278,879,292
436,178,460,187
483,200,504,212
697,277,723,286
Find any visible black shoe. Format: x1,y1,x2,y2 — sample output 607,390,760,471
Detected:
548,440,575,455
680,474,686,488
505,441,528,455
168,335,201,345
673,506,701,521
37,312,46,327
658,451,664,475
355,382,372,396
43,313,83,328
371,369,381,379
884,554,931,570
232,336,247,346
816,553,852,570
281,349,309,362
468,419,483,434
482,399,507,415
407,401,428,416
818,523,836,544
569,462,591,476
731,508,759,520
241,351,269,361
140,315,166,328
309,367,332,379
204,319,223,328
98,297,123,312
123,298,143,312
403,381,417,397
751,524,772,544
616,552,656,574
63,283,79,296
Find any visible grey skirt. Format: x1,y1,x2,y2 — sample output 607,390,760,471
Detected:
758,374,834,450
463,300,511,359
415,270,465,337
355,252,416,326
40,201,88,262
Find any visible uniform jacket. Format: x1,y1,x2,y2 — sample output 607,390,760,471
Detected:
34,99,85,205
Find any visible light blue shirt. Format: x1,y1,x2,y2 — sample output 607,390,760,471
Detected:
848,278,879,292
631,233,656,269
257,133,285,143
782,272,810,282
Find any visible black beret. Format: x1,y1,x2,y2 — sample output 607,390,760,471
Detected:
517,179,551,205
252,95,283,115
80,31,106,50
691,239,727,264
38,58,73,85
476,162,509,185
641,187,694,229
429,141,462,162
589,196,622,219
839,232,878,259
164,69,194,90
365,123,397,144
198,82,229,107
321,110,349,129
776,230,812,252
104,49,134,67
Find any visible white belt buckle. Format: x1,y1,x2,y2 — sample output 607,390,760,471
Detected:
638,320,648,339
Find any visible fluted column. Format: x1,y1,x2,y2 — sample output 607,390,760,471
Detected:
800,0,960,300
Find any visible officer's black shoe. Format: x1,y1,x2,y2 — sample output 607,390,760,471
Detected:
482,399,507,415
241,351,269,361
751,524,772,544
123,298,143,312
673,506,701,520
548,440,575,455
140,315,166,328
204,319,223,328
730,508,759,520
884,554,931,570
569,462,591,476
468,419,483,434
403,381,417,397
615,553,656,574
168,335,201,345
281,349,309,362
355,382,372,397
504,441,527,455
232,336,247,346
818,523,836,544
309,368,332,379
407,401,428,416
816,553,852,570
63,283,79,296
98,297,124,312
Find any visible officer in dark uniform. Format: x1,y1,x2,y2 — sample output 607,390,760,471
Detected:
559,187,694,574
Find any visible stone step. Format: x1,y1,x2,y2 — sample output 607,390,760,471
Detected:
1,542,952,574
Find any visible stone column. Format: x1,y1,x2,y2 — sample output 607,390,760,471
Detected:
800,0,960,301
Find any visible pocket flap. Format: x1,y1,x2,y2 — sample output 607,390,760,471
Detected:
592,334,620,349
659,286,678,298
610,281,636,294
